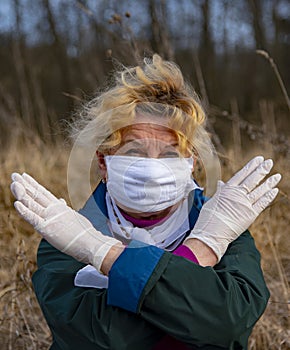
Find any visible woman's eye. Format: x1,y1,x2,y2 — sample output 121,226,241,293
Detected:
125,149,145,156
162,151,180,158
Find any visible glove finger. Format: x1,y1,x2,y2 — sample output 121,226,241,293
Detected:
239,159,273,193
252,188,279,214
248,173,281,204
227,156,264,186
12,173,64,207
11,172,24,184
16,177,51,207
22,173,59,202
11,181,46,216
14,201,43,227
21,193,46,218
10,181,26,200
13,172,58,207
59,198,67,205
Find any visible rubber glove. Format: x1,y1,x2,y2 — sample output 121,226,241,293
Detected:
10,172,122,272
185,156,281,262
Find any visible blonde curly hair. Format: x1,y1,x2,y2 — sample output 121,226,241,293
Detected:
70,54,206,155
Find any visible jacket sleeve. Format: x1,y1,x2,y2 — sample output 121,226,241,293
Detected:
107,231,270,348
32,240,164,350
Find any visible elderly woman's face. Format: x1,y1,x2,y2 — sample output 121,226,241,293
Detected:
97,123,195,218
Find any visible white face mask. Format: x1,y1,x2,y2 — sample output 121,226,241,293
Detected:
105,155,196,213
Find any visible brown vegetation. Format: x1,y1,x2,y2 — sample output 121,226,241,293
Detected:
1,111,290,349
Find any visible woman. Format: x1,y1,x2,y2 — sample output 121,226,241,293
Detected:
10,55,281,349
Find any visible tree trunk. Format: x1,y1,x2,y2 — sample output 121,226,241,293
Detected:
12,0,33,125
42,0,72,95
148,0,174,60
247,0,266,49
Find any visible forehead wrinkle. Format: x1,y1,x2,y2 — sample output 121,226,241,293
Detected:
123,138,177,147
122,124,178,144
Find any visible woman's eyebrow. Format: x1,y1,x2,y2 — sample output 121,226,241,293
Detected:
123,138,178,147
166,142,179,146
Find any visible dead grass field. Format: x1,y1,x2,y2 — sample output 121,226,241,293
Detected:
0,130,289,349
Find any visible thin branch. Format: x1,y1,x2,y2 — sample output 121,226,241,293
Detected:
193,51,209,108
75,1,94,17
256,50,290,112
62,92,84,102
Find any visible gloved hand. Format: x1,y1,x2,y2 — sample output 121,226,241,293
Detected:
185,156,281,262
10,172,122,272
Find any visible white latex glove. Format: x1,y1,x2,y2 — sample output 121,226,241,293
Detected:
10,172,121,272
185,156,281,262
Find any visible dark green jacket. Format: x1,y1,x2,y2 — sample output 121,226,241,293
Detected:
32,183,270,349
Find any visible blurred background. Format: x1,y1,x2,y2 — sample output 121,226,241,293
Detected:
0,1,289,349
0,0,289,146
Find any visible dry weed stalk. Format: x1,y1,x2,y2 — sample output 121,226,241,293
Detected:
256,50,290,112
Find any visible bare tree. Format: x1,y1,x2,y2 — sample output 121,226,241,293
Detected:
12,0,32,124
42,0,72,95
247,0,267,49
199,0,214,102
148,0,174,60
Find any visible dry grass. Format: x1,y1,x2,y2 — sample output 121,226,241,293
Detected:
0,133,69,349
0,129,289,349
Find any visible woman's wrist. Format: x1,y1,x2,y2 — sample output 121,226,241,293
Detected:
100,244,125,275
183,238,218,267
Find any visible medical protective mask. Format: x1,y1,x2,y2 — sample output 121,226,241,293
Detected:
105,155,195,213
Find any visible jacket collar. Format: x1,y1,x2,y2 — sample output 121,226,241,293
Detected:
79,181,207,236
